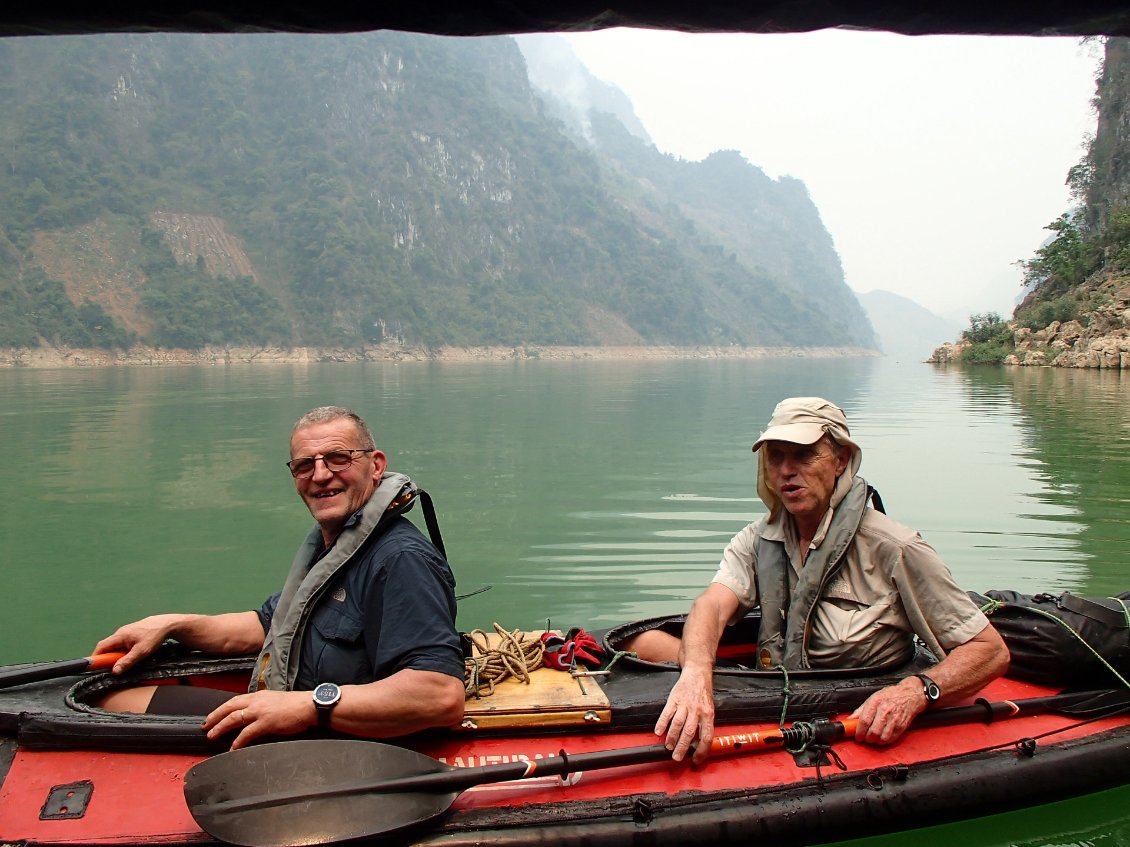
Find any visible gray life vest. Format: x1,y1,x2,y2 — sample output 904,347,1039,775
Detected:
754,475,876,670
249,472,417,692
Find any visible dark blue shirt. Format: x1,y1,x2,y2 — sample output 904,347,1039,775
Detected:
258,516,463,690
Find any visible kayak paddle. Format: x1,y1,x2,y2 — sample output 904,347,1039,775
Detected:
183,725,821,847
183,687,1130,847
0,652,126,689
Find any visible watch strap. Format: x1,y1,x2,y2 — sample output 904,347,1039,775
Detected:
914,672,941,706
313,683,341,728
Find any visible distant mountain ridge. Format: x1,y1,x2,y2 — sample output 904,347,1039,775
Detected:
0,32,878,353
517,35,875,348
858,290,962,360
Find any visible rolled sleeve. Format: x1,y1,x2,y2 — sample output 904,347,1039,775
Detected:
712,524,760,622
257,591,281,636
364,546,464,682
893,533,989,657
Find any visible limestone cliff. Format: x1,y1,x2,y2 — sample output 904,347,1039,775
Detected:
931,37,1130,369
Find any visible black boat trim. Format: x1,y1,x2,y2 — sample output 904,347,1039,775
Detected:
403,723,1130,847
5,612,933,752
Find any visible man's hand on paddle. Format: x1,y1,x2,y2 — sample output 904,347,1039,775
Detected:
850,677,926,745
94,614,184,674
94,610,265,675
852,625,1011,745
655,666,716,762
653,583,740,763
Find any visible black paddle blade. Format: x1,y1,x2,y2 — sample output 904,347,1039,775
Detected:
185,739,458,847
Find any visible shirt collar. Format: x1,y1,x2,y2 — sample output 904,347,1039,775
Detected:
760,505,836,567
310,509,365,565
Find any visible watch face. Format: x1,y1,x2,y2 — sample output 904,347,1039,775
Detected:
921,677,940,701
314,682,341,707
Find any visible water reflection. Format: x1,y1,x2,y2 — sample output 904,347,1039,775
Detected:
507,358,1117,628
954,366,1130,595
846,363,1088,595
1,357,1128,661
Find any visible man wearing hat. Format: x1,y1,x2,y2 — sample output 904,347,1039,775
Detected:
630,397,1009,763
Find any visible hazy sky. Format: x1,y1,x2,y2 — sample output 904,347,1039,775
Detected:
561,29,1103,320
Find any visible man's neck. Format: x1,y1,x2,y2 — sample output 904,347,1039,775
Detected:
792,510,834,565
796,520,819,554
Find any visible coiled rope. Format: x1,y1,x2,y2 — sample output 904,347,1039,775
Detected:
463,623,546,698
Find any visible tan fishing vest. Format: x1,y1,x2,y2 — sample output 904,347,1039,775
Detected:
754,476,875,670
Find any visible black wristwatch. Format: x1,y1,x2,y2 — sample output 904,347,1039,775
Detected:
915,672,941,707
312,682,342,728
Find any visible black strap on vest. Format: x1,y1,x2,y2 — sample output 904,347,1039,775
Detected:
416,489,446,559
869,486,886,514
381,486,447,560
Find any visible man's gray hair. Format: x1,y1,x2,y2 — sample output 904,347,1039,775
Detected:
292,406,376,450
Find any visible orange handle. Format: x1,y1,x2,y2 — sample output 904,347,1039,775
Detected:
709,718,857,754
88,651,128,670
0,651,130,689
708,728,787,752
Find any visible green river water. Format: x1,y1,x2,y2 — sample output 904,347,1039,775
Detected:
1,356,1128,844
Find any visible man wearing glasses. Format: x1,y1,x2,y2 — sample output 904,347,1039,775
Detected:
95,406,465,749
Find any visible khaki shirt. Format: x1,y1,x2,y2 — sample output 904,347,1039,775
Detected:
713,508,988,667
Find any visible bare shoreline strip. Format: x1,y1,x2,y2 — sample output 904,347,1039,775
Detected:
0,344,881,369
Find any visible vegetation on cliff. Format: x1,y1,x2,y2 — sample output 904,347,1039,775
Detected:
943,37,1130,368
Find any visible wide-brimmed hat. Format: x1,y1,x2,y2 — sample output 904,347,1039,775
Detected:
752,397,862,520
752,397,859,454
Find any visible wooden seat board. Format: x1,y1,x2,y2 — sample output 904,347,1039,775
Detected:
461,630,610,730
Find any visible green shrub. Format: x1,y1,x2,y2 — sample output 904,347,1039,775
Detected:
77,300,135,349
962,313,1013,344
1022,213,1103,296
139,265,292,349
961,341,1012,365
959,312,1014,365
1016,296,1080,330
0,271,133,349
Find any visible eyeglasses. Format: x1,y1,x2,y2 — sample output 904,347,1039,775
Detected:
286,449,373,479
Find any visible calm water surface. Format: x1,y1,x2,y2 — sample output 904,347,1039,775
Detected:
1,355,1128,844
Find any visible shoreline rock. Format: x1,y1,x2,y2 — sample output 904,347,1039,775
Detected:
0,343,883,369
927,276,1130,369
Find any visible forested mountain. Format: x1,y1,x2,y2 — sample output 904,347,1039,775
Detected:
0,32,877,352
